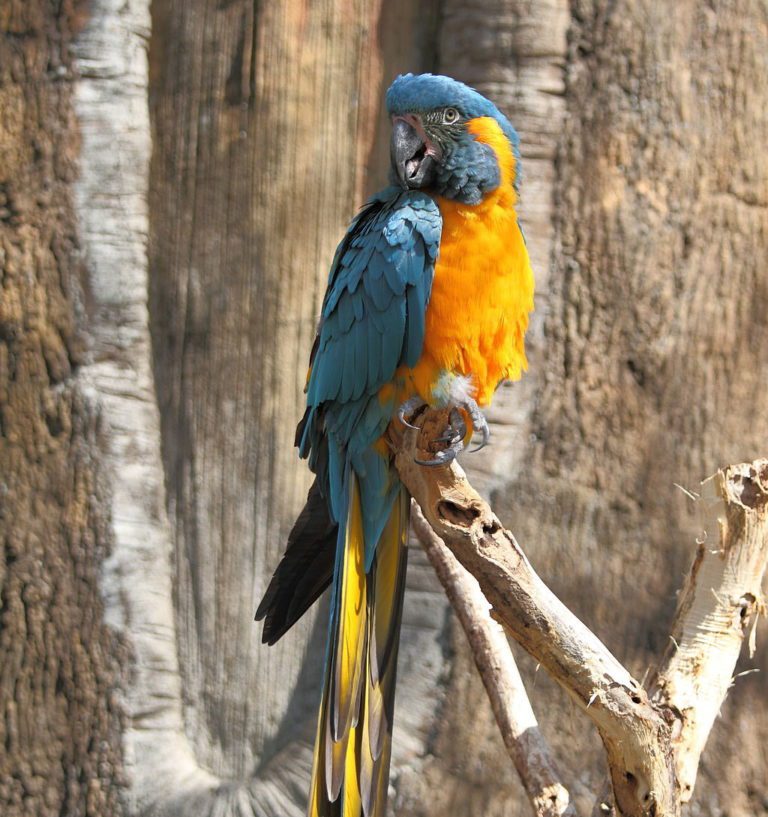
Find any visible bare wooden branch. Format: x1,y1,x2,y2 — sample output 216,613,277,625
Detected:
392,410,768,817
651,460,768,803
390,411,679,817
411,502,576,817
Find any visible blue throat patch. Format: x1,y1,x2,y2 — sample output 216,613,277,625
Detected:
433,133,500,205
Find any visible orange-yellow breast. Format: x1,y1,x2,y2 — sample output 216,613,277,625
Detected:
397,116,534,407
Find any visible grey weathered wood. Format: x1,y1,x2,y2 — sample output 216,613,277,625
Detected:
0,2,125,815
652,461,768,804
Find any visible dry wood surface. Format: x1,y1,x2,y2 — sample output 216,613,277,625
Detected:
392,412,768,817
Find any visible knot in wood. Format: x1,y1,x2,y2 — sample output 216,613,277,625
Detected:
725,460,768,512
437,499,481,527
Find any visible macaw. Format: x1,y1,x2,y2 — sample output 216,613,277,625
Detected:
255,73,534,816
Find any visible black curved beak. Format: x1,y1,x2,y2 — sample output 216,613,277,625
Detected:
391,117,436,190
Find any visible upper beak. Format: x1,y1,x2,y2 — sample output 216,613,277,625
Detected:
391,116,436,190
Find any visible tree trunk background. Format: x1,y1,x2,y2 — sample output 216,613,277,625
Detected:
2,2,767,817
0,3,125,816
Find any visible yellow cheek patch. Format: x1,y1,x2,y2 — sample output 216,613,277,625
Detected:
466,116,517,191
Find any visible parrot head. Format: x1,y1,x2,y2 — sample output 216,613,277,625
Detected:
386,73,520,205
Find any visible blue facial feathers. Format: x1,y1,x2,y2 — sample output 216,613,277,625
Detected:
386,73,520,157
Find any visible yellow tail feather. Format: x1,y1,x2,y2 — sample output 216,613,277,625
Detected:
308,479,409,817
332,479,367,743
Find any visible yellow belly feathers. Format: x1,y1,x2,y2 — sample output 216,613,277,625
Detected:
398,116,534,407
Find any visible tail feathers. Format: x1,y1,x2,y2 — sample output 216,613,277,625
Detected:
309,480,408,817
330,482,367,746
255,479,337,645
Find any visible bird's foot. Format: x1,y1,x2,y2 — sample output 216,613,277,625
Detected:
397,396,489,467
397,396,427,430
461,396,490,454
416,406,466,466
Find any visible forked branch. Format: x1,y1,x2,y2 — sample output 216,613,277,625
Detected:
389,410,768,817
650,461,768,801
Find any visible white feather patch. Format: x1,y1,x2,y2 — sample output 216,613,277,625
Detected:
431,371,476,407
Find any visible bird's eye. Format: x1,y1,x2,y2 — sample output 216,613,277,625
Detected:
443,107,460,125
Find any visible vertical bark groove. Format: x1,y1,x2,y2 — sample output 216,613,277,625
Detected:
498,2,768,814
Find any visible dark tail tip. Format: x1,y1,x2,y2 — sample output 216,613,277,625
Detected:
255,479,337,645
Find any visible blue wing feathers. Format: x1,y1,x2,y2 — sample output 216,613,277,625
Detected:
339,341,354,403
302,188,441,550
336,292,355,333
404,283,424,367
367,317,380,386
352,293,364,322
351,332,366,402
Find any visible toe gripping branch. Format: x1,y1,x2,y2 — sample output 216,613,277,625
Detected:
396,397,490,467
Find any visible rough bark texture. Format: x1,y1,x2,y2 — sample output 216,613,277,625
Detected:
399,3,768,817
527,3,768,814
4,1,768,816
0,3,125,816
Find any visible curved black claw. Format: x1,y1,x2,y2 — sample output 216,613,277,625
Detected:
397,396,426,430
464,399,490,453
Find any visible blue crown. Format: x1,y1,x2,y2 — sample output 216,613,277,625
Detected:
385,73,520,157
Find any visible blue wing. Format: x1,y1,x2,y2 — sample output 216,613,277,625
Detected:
297,187,441,562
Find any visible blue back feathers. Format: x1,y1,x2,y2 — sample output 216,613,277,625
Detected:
301,188,441,565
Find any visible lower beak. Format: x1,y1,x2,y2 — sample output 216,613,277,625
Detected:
391,117,436,190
